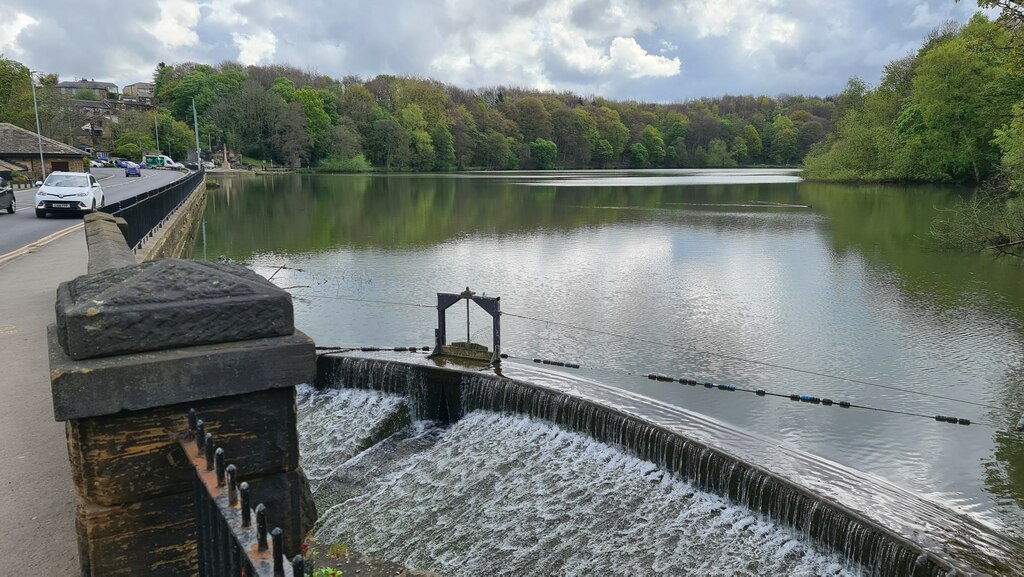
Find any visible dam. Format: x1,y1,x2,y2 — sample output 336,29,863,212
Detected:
296,352,1024,576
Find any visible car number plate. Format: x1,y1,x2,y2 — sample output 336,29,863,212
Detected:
53,203,70,208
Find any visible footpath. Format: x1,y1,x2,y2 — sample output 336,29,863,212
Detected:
0,230,84,574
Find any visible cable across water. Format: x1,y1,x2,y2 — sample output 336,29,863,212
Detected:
262,272,1015,426
501,311,1010,415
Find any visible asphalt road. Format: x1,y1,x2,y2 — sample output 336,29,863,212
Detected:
0,167,187,257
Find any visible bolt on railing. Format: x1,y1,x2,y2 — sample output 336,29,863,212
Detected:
183,408,306,577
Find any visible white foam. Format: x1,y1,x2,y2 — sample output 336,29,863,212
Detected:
296,385,408,491
310,409,863,576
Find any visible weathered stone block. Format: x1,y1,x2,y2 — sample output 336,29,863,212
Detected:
55,258,294,360
83,212,136,274
76,491,197,577
49,325,314,421
67,387,299,506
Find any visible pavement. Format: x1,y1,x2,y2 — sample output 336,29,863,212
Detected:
0,168,189,574
0,228,84,574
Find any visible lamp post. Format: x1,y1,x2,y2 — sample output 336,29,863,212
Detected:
30,71,46,181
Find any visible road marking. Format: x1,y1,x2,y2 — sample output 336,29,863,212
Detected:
0,223,85,267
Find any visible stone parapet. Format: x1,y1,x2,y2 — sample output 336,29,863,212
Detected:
50,243,316,576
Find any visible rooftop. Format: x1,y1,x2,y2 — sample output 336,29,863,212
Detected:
57,81,118,91
0,123,89,157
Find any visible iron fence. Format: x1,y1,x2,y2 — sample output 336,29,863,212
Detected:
182,409,305,577
101,169,204,250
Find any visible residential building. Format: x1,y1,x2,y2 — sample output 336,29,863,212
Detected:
122,82,155,104
0,123,87,179
57,80,118,100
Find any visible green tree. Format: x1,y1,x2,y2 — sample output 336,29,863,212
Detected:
529,138,557,169
769,116,798,165
591,139,614,168
270,77,296,102
430,124,456,171
294,87,332,160
367,117,410,170
592,106,629,159
630,142,649,167
641,125,667,166
742,125,763,161
706,139,737,167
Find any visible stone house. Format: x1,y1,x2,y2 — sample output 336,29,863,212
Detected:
122,82,155,104
0,123,87,180
57,80,118,100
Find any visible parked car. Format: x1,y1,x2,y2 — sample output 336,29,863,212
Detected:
34,172,105,218
202,161,215,170
124,162,142,177
184,162,199,171
89,159,105,168
112,158,129,168
0,176,14,214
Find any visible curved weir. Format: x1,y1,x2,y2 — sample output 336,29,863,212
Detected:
314,353,1024,576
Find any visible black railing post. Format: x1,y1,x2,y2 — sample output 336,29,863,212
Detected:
226,464,237,506
204,433,214,471
256,504,268,551
215,448,225,486
272,527,284,576
240,482,251,528
196,419,205,453
188,408,197,440
292,555,304,576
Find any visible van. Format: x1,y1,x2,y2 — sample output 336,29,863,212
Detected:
143,154,178,168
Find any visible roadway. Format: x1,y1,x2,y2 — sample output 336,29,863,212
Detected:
0,167,187,258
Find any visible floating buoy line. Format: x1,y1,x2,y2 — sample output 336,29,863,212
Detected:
268,275,1021,433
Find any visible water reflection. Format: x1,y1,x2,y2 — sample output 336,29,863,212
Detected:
203,171,1024,535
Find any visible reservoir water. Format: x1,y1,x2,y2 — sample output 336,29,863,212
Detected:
203,169,1024,565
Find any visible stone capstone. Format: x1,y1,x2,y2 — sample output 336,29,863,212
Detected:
55,258,294,360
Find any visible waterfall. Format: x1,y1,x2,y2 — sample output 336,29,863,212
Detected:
313,411,866,577
310,354,1024,576
297,384,411,510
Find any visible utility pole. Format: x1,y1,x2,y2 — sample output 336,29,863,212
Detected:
154,115,160,155
30,71,46,180
192,97,201,162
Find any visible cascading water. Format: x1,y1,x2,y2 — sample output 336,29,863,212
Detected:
297,385,411,509
309,410,865,576
304,354,1024,576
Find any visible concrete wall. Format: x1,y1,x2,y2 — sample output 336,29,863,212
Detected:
136,177,207,261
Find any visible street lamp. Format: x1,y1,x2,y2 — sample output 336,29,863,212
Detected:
29,70,46,181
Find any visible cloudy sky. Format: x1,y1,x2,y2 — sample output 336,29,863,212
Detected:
1,0,990,101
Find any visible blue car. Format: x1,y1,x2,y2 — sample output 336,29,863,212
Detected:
124,162,142,177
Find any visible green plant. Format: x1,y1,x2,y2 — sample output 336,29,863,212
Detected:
312,568,342,577
326,542,348,559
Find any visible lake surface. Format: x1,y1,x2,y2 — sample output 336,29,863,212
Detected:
202,169,1024,538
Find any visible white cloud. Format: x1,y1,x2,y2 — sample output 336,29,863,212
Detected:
233,30,277,65
205,0,247,26
0,12,39,55
607,37,681,78
145,0,201,49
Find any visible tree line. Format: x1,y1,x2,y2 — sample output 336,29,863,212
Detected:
152,63,838,172
800,4,1024,256
0,55,839,172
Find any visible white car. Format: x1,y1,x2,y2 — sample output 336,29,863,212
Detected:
89,159,105,168
35,172,105,218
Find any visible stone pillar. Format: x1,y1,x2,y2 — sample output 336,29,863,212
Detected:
49,258,316,576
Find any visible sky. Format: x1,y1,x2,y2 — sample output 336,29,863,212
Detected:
0,0,992,101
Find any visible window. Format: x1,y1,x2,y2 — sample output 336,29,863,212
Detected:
43,174,89,187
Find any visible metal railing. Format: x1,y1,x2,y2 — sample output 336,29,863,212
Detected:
182,409,305,577
101,169,204,250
